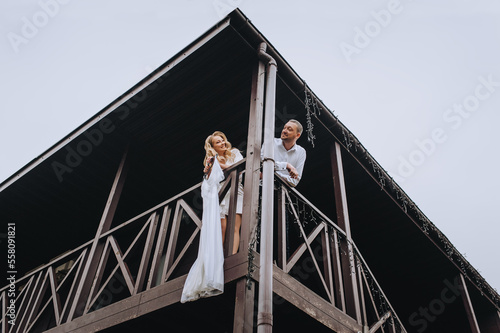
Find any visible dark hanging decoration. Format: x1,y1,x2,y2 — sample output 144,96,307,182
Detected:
369,160,386,189
247,189,262,289
304,85,319,148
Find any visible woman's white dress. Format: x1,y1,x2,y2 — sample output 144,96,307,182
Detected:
219,149,244,218
181,159,225,303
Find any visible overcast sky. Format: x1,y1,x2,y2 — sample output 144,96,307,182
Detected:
1,0,499,293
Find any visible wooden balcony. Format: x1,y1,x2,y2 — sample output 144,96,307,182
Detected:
1,9,497,332
0,155,406,333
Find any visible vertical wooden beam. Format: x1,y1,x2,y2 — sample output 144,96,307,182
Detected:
241,60,265,256
321,225,335,306
85,236,113,311
330,142,362,323
67,147,129,321
331,229,346,312
133,213,159,294
360,265,386,333
233,60,263,333
147,206,171,289
59,249,87,324
233,278,256,333
257,42,278,333
459,274,481,333
357,261,367,327
224,170,238,257
162,201,183,283
276,185,286,270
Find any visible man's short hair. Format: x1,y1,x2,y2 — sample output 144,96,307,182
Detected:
288,119,303,135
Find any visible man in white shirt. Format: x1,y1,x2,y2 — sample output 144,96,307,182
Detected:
273,119,307,187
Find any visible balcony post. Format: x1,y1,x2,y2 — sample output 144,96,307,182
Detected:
240,55,265,257
234,55,265,333
330,142,362,323
257,42,277,333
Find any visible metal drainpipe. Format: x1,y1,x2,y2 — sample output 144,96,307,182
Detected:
257,42,277,333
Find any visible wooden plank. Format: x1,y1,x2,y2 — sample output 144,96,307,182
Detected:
19,270,53,333
7,274,35,333
147,206,171,290
224,170,238,257
99,183,201,241
281,178,347,238
459,274,481,333
134,213,159,294
240,59,264,256
93,218,149,296
68,148,129,321
233,278,256,333
331,230,346,312
357,262,367,327
285,191,332,302
14,271,44,333
164,228,200,281
86,237,113,312
390,317,397,333
218,176,232,202
48,267,62,324
179,199,202,229
60,249,88,324
162,200,183,283
330,142,361,323
369,312,391,333
253,260,362,333
277,185,286,270
321,226,335,307
360,266,385,333
56,249,87,292
1,239,93,291
25,268,62,332
285,223,324,273
43,261,249,333
224,259,250,284
108,237,135,295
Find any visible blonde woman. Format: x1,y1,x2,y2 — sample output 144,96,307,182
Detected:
203,131,244,255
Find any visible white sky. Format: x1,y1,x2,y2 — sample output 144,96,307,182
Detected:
1,0,499,293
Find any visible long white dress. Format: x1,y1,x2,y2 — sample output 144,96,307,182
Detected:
181,159,225,303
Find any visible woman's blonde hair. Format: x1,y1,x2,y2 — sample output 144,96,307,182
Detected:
204,131,236,166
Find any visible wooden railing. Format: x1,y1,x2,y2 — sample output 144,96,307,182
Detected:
270,179,407,333
0,159,246,333
0,158,406,333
